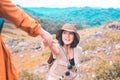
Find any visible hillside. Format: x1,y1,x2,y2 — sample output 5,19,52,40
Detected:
22,7,120,27
1,20,120,79
17,6,120,34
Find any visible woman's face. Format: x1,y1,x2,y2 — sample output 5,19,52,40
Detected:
62,30,74,45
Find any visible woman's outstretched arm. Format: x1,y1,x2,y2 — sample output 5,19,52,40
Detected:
40,28,59,56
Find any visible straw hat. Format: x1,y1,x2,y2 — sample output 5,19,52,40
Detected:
56,23,80,41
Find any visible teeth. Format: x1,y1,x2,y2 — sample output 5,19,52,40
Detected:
66,39,69,41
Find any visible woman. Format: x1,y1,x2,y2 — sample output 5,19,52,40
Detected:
41,23,82,80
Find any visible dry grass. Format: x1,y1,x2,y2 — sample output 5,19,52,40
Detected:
78,27,99,42
82,38,103,51
102,30,120,43
2,21,120,79
13,47,51,71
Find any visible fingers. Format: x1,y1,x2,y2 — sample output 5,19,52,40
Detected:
41,39,48,49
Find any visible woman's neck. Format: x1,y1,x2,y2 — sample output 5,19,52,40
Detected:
63,45,74,59
63,44,70,49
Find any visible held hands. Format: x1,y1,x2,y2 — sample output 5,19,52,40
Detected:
41,39,57,50
41,39,48,50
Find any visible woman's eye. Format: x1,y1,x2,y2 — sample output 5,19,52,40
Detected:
70,32,74,35
63,31,67,34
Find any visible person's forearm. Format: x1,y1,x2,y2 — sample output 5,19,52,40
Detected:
0,0,41,37
41,28,53,46
40,28,59,55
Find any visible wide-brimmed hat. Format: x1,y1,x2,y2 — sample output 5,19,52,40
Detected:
56,23,80,41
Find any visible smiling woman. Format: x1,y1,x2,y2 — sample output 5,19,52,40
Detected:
12,0,120,8
40,23,82,80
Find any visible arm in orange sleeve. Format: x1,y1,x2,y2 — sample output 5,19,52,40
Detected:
0,0,41,37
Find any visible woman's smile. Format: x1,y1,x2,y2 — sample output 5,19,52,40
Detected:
62,30,74,45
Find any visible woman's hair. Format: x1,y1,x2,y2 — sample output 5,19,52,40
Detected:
58,30,79,48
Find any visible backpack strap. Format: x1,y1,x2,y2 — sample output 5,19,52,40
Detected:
0,18,5,31
47,52,55,64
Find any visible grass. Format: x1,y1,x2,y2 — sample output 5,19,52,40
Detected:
102,30,120,43
15,48,51,71
19,69,44,80
82,38,102,51
3,21,120,80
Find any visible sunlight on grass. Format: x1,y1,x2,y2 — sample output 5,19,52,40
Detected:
19,69,44,80
82,38,102,51
102,30,120,43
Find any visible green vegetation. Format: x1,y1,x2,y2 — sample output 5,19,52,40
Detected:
36,17,83,34
23,7,120,27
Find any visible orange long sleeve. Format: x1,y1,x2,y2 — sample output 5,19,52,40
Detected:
0,0,41,37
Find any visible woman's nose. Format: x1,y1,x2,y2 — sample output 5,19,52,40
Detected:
66,33,70,37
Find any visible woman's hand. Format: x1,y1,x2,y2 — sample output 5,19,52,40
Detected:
40,28,59,56
41,39,48,49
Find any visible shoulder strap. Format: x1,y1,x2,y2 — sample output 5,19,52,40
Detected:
47,52,54,64
74,46,82,66
0,18,5,31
